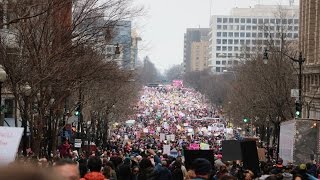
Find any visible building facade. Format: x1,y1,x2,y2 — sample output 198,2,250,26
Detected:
209,5,299,73
183,28,210,73
299,0,320,119
190,41,209,71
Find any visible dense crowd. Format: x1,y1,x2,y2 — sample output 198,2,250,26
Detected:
2,85,320,180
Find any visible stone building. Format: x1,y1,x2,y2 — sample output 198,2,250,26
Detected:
299,0,320,119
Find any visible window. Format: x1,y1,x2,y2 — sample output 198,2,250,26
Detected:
276,19,281,24
234,25,239,30
222,46,227,51
216,53,220,57
217,32,222,37
258,33,263,38
229,18,233,23
247,18,251,23
288,26,293,31
228,53,232,57
287,33,292,38
223,18,228,23
252,47,256,52
234,32,239,37
246,32,251,37
240,32,245,37
216,61,221,65
240,53,244,58
258,19,263,24
217,25,222,30
229,25,233,30
294,33,298,38
234,39,239,44
222,60,226,65
241,18,245,23
216,46,221,51
294,19,299,24
4,99,14,118
240,40,245,45
246,26,251,30
228,61,233,65
246,47,250,51
234,60,239,65
252,26,257,30
234,46,239,51
223,25,228,30
228,39,233,44
252,40,256,45
288,19,293,24
246,40,250,44
228,32,233,37
222,39,227,44
217,18,222,23
264,19,269,23
270,26,275,31
216,67,221,72
223,32,227,37
294,26,298,31
270,19,275,24
270,33,274,38
252,33,257,37
228,46,232,51
217,39,221,44
240,25,245,30
246,54,250,58
282,19,287,24
252,18,257,24
235,18,239,23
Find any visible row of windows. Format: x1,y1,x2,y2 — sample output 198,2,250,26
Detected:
216,38,296,45
216,60,239,65
217,25,299,31
216,67,227,72
217,17,299,25
216,53,251,58
216,32,298,38
217,46,263,52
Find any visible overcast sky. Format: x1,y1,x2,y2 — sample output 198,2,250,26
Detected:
133,0,299,73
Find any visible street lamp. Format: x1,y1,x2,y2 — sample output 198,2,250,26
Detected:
48,98,55,160
22,83,31,156
0,65,7,126
263,49,305,116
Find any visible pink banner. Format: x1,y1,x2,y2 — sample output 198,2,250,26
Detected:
189,143,200,150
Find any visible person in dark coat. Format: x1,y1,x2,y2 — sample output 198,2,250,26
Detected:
138,158,159,180
117,157,132,180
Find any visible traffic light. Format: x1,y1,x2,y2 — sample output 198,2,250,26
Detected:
243,117,249,123
74,104,80,116
295,102,302,118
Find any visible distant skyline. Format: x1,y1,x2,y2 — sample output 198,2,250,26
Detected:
134,0,299,73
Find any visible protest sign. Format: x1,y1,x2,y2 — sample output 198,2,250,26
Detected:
160,133,166,141
163,145,171,155
170,134,175,141
0,127,23,165
166,135,171,141
189,143,200,150
200,143,210,150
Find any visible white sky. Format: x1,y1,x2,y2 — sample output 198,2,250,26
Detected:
134,0,299,72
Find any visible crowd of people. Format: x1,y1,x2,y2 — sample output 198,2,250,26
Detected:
2,84,320,180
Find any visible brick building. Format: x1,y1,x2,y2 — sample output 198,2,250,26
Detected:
299,0,320,119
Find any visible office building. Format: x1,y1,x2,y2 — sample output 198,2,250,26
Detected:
209,5,299,73
190,41,209,71
183,28,210,73
299,0,320,119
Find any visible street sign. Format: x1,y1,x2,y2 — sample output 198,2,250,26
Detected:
74,138,82,148
291,89,299,98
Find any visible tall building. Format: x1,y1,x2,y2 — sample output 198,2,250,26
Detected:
190,41,209,71
299,1,320,119
209,5,299,73
183,28,210,73
109,21,132,69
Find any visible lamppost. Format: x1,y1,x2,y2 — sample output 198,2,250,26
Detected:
48,98,55,160
0,65,7,126
263,49,305,115
22,83,31,156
